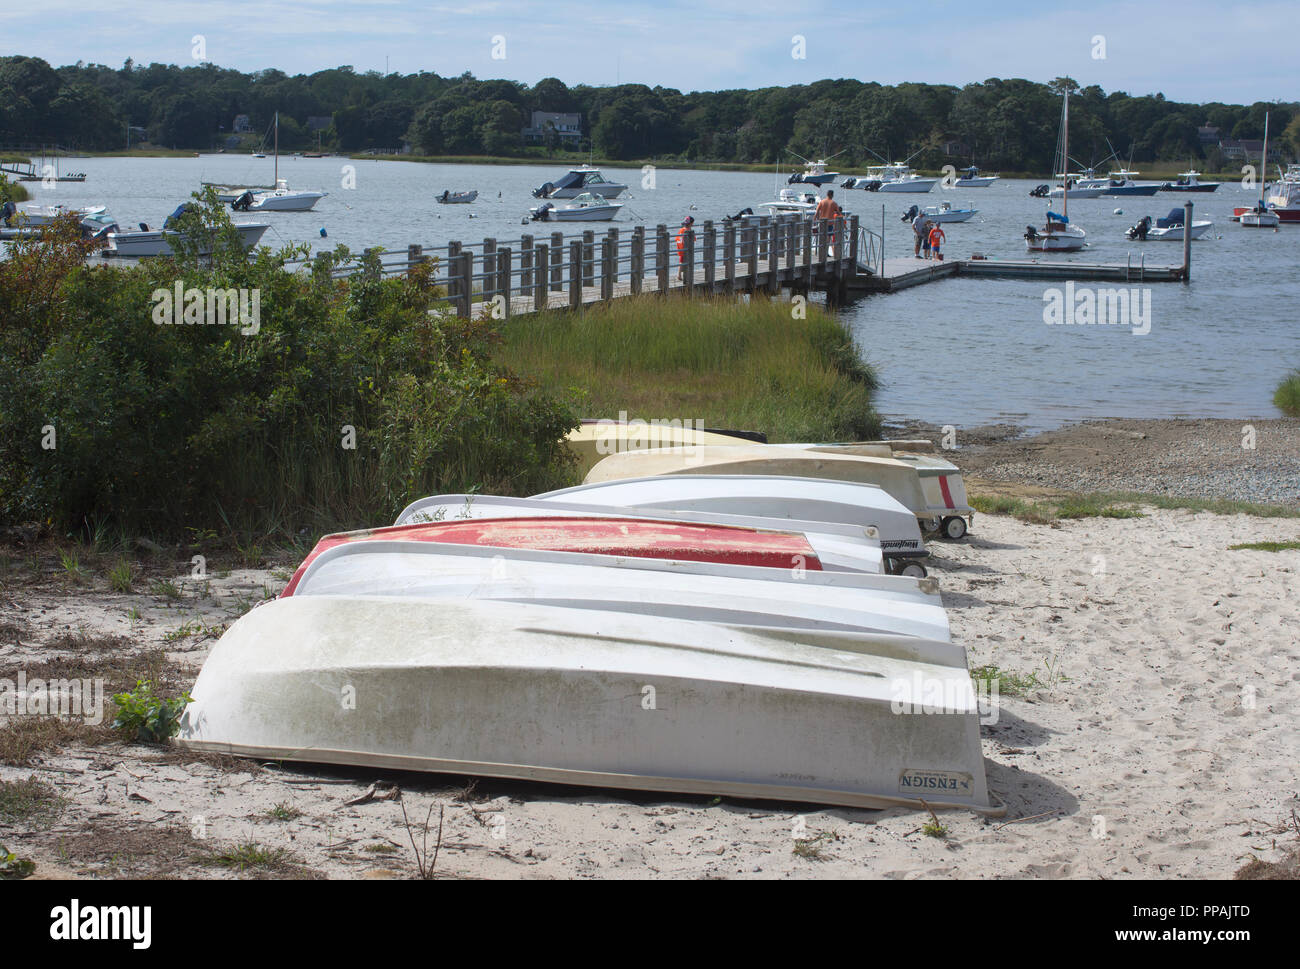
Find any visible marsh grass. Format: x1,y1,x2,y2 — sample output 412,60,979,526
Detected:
1274,370,1300,418
970,489,1298,525
498,295,880,443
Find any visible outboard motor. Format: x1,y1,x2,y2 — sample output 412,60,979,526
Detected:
1024,225,1040,242
231,190,255,212
787,173,804,185
86,221,118,242
841,177,858,190
1029,184,1050,198
139,223,150,232
725,207,754,221
530,202,554,222
1,201,15,227
862,179,882,192
1125,216,1151,241
532,182,554,199
900,204,919,223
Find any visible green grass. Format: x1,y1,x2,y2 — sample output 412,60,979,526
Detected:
497,294,881,443
1227,540,1300,552
1274,370,1300,418
202,840,295,872
266,802,302,822
970,664,1045,698
0,776,67,828
108,558,133,593
971,490,1300,525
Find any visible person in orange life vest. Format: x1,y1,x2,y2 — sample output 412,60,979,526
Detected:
814,190,842,257
928,223,946,261
675,215,694,281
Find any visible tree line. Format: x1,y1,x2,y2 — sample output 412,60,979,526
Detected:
2,55,1296,171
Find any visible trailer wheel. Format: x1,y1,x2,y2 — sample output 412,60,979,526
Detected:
922,516,942,534
899,562,928,579
941,516,968,540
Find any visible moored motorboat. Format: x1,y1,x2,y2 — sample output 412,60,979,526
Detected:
436,189,478,204
866,163,939,193
531,474,930,568
530,192,622,221
178,595,998,812
953,166,999,188
231,178,328,212
758,187,819,215
1159,169,1220,192
1099,169,1161,196
904,200,976,224
1127,209,1214,240
788,155,841,186
104,203,269,257
533,165,627,199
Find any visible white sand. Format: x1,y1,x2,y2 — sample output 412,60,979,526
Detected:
4,508,1298,878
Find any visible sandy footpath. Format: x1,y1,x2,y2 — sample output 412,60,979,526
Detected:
2,506,1297,880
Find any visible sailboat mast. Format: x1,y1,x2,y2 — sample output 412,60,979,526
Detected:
274,111,279,186
1062,91,1069,220
1260,112,1270,205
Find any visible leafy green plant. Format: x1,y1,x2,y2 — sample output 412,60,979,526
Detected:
0,845,36,879
111,679,192,742
108,558,133,593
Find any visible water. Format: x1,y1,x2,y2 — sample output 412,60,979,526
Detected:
11,156,1297,430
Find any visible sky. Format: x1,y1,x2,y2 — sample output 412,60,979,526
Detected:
2,0,1294,104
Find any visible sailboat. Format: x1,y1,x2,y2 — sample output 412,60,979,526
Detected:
227,114,328,212
1025,90,1086,252
1239,112,1280,229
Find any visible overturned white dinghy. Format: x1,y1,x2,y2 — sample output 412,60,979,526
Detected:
286,540,953,649
583,446,972,539
394,493,890,574
533,474,930,572
178,596,997,812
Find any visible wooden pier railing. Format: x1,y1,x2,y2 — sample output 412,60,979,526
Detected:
283,213,861,319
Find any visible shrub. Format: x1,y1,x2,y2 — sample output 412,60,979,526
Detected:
1274,369,1300,418
0,192,580,541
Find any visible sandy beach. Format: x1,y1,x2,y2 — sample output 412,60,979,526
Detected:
3,418,1297,879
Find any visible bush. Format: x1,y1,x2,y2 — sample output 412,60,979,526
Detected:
1274,369,1300,418
0,192,580,542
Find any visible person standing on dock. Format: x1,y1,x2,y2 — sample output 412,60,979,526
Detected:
928,223,946,261
815,190,842,258
913,214,932,258
675,215,694,282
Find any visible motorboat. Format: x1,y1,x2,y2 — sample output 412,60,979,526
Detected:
1127,209,1214,240
1159,170,1220,193
564,420,762,476
1047,169,1108,199
533,165,627,199
104,203,269,257
392,494,894,575
436,190,478,204
532,474,931,570
904,201,976,224
230,178,327,213
865,164,939,193
177,595,997,812
839,176,883,191
788,158,841,186
530,192,622,221
1263,174,1300,223
953,166,999,188
211,113,327,211
581,444,974,539
1,203,118,241
1238,113,1281,228
1099,169,1160,196
282,539,949,644
4,203,107,226
758,187,819,215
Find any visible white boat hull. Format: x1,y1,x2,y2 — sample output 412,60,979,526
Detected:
1238,213,1279,229
290,540,951,647
247,190,327,212
106,222,270,257
1149,220,1213,239
954,176,998,188
178,596,997,812
533,474,929,558
1047,186,1105,199
877,178,939,193
394,494,891,573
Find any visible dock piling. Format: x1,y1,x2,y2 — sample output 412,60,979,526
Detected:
1182,201,1192,283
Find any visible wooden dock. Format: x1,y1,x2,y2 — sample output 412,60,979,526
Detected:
287,200,1195,318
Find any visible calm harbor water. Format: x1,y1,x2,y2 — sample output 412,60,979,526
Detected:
11,154,1298,430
